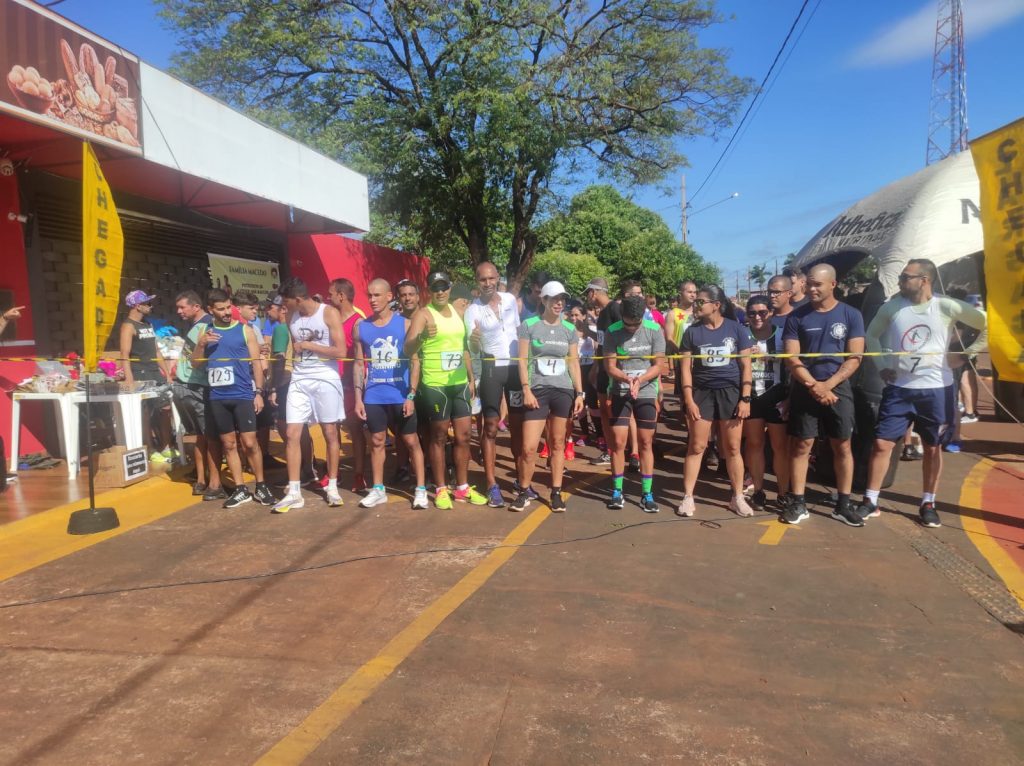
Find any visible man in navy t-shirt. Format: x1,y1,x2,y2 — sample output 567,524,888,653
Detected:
781,263,865,527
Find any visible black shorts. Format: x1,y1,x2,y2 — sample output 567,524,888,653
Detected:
693,386,741,422
417,383,472,423
171,382,207,436
787,381,855,440
610,396,658,429
478,361,523,418
580,364,599,409
256,394,276,429
749,385,788,424
523,386,573,421
209,398,258,436
365,402,418,436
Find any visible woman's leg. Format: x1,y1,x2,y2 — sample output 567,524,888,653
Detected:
547,413,568,489
683,419,712,496
767,423,790,498
743,418,767,492
519,417,546,490
719,418,745,496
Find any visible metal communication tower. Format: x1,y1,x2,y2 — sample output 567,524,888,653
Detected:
926,0,968,165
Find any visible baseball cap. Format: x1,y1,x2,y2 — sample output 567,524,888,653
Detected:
540,281,569,299
428,272,451,290
584,279,609,293
265,291,283,307
125,290,156,307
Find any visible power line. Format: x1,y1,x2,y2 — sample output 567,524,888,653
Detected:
689,0,814,206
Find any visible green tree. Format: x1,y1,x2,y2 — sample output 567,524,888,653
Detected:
161,0,749,289
748,263,769,292
537,185,720,301
530,249,612,298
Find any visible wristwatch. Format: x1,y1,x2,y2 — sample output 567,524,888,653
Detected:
740,395,752,403
574,391,584,398
406,390,417,401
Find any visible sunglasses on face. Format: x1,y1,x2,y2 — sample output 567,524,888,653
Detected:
693,298,717,308
898,273,925,282
767,290,790,296
748,310,771,318
430,283,451,292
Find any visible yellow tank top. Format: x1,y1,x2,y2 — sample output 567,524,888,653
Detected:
421,305,468,386
671,308,694,347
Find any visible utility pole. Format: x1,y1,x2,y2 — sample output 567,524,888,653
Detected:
774,256,779,276
926,0,968,165
681,175,688,244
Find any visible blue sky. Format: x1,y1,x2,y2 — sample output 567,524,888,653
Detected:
52,0,1024,286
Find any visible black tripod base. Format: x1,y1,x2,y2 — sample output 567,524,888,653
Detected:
67,506,120,535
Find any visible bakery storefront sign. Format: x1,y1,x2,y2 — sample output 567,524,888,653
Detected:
1,0,142,152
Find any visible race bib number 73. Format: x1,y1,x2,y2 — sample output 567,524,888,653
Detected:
441,352,464,371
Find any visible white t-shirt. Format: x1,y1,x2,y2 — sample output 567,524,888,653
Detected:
464,292,521,367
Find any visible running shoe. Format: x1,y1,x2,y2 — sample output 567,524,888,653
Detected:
454,485,487,505
943,441,962,453
509,490,531,512
627,454,640,473
352,474,368,494
435,487,454,510
675,495,695,517
149,451,170,464
781,500,809,525
512,480,540,500
539,441,550,459
223,486,252,509
550,491,566,513
729,494,755,517
202,486,228,502
919,502,942,528
901,445,923,461
564,442,575,461
856,500,880,520
830,498,864,527
359,487,388,508
253,482,275,506
640,493,658,513
191,482,207,496
743,472,754,494
606,490,625,510
497,419,509,432
750,489,768,509
960,413,979,424
575,437,587,447
273,492,304,513
326,487,344,507
705,450,719,470
589,452,611,466
412,487,429,509
487,484,505,508
775,493,792,512
393,465,413,485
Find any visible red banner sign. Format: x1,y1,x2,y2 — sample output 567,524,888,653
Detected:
1,0,142,152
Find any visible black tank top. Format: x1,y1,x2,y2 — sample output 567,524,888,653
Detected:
128,318,162,381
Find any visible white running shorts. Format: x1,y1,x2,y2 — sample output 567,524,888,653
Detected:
286,375,345,424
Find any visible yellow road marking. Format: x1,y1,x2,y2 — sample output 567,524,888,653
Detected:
0,475,196,583
757,519,799,546
959,458,1024,609
254,505,552,765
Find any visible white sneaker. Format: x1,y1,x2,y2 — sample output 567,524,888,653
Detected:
412,487,428,510
326,487,344,507
273,492,304,514
359,487,388,508
675,495,695,517
729,494,755,517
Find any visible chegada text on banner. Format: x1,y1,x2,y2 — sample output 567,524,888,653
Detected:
81,141,124,371
971,117,1024,383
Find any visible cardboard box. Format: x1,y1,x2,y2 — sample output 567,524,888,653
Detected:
93,446,149,488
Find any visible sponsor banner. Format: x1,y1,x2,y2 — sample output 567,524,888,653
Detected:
208,253,281,300
1,0,142,152
82,141,124,372
970,117,1024,383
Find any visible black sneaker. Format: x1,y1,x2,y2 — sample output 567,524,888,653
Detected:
919,502,941,528
627,455,640,473
856,500,879,520
831,498,864,527
750,489,768,509
549,491,566,513
640,493,659,513
509,490,531,512
775,493,793,512
606,491,625,510
203,486,228,502
191,482,207,496
253,482,275,506
223,486,253,509
391,465,412,485
781,500,809,525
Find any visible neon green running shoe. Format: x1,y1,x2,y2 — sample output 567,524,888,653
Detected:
435,487,453,510
454,486,487,506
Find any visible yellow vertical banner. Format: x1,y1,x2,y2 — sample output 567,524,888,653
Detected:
971,117,1024,383
81,142,124,372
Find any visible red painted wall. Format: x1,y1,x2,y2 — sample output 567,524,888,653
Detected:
1,172,46,459
287,234,431,316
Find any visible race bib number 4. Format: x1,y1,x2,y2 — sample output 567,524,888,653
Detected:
208,367,235,387
537,358,566,377
441,352,464,371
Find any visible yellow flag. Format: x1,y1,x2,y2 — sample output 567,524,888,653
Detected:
81,142,124,372
970,118,1024,383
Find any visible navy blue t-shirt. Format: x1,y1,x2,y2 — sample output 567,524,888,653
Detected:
782,301,865,381
681,318,753,389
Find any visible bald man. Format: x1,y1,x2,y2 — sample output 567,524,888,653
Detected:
781,263,866,527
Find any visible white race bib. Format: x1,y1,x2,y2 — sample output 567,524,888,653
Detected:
372,347,398,367
441,351,464,371
701,345,729,367
537,358,566,377
508,390,524,408
626,369,644,379
208,367,235,387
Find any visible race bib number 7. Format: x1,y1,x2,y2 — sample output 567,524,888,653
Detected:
208,367,235,387
441,352,464,371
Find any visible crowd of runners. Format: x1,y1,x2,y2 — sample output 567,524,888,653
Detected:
119,257,987,529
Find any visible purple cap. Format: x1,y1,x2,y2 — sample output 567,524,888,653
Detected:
125,290,156,307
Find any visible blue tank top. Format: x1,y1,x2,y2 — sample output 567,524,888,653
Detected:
206,322,254,400
360,312,408,404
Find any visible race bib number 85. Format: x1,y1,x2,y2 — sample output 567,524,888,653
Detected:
701,345,729,367
208,367,235,387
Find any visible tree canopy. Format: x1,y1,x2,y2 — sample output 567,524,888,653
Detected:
161,0,749,287
537,185,721,302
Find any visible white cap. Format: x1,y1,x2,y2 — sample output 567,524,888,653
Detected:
540,280,569,299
